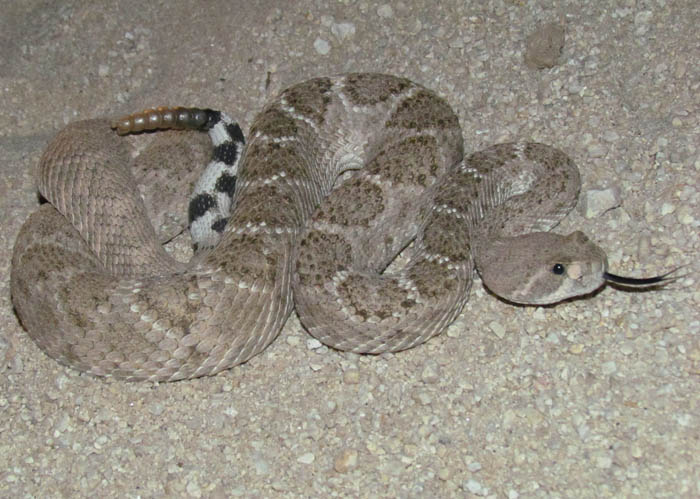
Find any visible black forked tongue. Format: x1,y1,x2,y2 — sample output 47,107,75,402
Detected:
604,267,683,288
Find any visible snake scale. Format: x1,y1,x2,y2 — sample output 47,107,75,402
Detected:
11,73,670,381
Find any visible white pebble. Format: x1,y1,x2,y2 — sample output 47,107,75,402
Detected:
634,10,653,25
467,461,482,472
587,143,606,158
602,130,619,142
595,454,613,469
306,338,323,350
634,11,653,35
297,452,315,464
421,359,440,384
343,368,360,384
580,187,621,218
313,38,330,55
186,479,201,497
601,361,617,375
377,4,393,18
254,457,270,475
546,332,560,344
675,413,692,427
331,22,356,41
464,478,485,495
489,321,505,339
676,205,695,225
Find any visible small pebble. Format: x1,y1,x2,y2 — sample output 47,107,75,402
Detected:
595,454,613,469
635,10,653,23
464,478,485,495
421,359,440,384
467,461,482,472
602,130,620,142
186,479,201,497
524,22,565,69
533,308,547,321
587,143,606,158
637,234,651,260
331,22,356,41
676,205,695,225
569,344,585,354
334,449,358,473
601,361,617,375
546,332,560,344
619,343,635,355
580,187,621,218
675,413,692,427
343,368,360,384
313,38,330,55
297,452,315,464
253,456,270,475
661,203,675,215
488,321,506,339
634,10,653,36
306,338,323,350
377,5,393,18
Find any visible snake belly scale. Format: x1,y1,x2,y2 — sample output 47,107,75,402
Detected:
11,73,615,381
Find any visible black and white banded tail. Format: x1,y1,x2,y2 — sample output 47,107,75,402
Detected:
111,106,245,250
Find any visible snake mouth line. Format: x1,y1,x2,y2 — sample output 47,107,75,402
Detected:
603,268,682,288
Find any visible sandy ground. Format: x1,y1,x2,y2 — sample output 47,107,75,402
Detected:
1,1,698,497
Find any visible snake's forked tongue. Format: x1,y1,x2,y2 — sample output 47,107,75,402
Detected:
603,268,683,288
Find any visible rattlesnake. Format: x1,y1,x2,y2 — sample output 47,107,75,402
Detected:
10,73,670,381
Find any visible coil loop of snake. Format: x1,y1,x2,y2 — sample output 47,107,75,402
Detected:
10,74,677,381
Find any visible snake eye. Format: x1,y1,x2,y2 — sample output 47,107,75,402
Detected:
552,263,566,275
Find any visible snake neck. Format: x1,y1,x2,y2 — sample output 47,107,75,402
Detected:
462,144,581,275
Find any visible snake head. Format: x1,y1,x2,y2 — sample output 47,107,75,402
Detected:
477,231,680,305
477,231,609,305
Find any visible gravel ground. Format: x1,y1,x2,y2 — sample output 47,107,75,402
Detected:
1,1,698,497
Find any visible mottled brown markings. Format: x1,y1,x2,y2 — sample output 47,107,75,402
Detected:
229,183,303,229
367,135,439,187
420,211,471,262
206,231,281,285
335,273,409,321
297,229,353,286
248,107,299,138
523,142,555,168
316,177,384,227
242,141,312,183
407,259,460,299
463,148,516,177
343,73,411,106
400,298,416,309
60,274,111,330
280,77,332,125
386,90,459,132
442,182,478,209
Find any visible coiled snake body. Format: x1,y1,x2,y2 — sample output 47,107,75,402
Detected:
11,74,667,381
